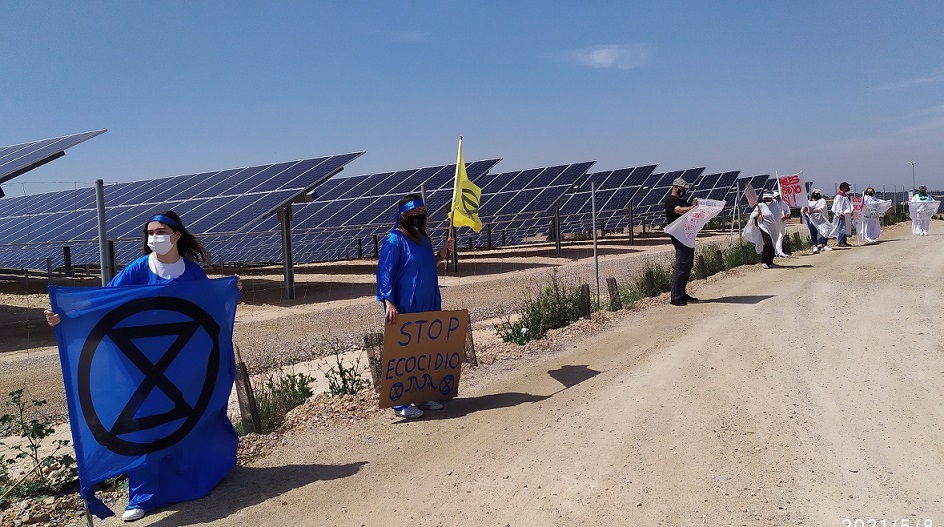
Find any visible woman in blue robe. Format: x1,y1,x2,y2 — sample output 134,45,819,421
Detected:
376,194,453,418
46,210,241,522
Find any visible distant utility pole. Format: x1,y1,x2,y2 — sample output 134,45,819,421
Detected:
909,160,916,191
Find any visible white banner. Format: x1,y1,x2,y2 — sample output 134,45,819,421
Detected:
776,173,805,208
664,198,725,248
862,199,892,219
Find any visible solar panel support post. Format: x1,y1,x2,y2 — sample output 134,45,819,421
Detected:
627,199,635,245
373,234,379,259
591,182,600,306
107,240,116,282
554,202,562,255
46,257,53,282
450,223,458,272
486,224,493,248
63,246,73,278
94,179,115,285
278,204,296,300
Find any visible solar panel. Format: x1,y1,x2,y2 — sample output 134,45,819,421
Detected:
0,152,364,270
0,130,107,187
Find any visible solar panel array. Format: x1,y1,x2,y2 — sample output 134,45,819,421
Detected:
449,161,597,248
202,159,502,263
0,130,107,197
0,152,364,269
1,144,762,271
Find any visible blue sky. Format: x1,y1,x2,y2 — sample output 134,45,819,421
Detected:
2,1,942,196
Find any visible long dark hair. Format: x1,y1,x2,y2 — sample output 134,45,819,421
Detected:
142,210,209,262
397,193,429,244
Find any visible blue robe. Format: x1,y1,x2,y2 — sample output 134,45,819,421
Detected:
108,255,237,512
376,229,442,314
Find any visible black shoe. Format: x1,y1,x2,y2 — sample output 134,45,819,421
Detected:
683,295,699,302
670,299,688,306
837,243,850,247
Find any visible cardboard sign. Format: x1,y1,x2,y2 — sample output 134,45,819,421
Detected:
379,310,468,408
776,173,805,208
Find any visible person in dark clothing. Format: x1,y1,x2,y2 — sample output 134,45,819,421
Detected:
663,177,699,306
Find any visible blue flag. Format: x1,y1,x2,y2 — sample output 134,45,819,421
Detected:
49,277,239,517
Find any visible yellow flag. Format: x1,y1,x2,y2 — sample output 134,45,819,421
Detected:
449,137,483,232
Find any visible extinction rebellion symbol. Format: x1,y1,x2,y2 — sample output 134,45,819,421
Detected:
78,296,221,456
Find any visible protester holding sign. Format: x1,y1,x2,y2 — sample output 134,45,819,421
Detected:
802,188,831,253
376,194,454,418
663,178,699,306
45,210,241,522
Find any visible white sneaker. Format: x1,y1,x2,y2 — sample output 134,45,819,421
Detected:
418,400,444,411
812,246,819,253
122,508,145,522
821,246,832,251
394,405,424,419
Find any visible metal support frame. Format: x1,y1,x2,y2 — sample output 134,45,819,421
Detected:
278,204,295,300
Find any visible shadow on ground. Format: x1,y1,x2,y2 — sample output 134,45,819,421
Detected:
145,462,367,526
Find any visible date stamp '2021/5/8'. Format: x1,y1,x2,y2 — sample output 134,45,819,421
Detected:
843,520,932,527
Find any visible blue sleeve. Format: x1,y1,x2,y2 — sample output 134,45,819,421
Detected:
376,232,400,305
106,256,148,287
183,260,209,280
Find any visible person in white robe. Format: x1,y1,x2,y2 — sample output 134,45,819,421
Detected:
910,185,938,236
743,191,777,268
831,182,853,247
801,188,831,253
771,191,791,257
859,187,892,243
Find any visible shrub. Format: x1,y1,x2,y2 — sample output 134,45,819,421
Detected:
0,389,77,505
322,353,368,396
252,371,315,434
495,269,583,344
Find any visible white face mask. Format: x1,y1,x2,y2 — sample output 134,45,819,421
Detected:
147,234,174,255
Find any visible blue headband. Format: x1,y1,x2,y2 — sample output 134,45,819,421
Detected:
149,214,181,230
392,199,425,224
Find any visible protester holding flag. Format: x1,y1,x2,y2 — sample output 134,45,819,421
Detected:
377,194,454,418
801,188,831,253
743,191,778,268
44,210,241,522
832,182,853,247
910,185,936,236
663,177,699,306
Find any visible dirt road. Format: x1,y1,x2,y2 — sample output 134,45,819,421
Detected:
84,223,944,526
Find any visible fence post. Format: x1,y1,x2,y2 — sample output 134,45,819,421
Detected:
579,284,591,319
783,235,792,255
644,268,656,297
606,277,622,311
696,254,707,279
464,312,478,366
233,346,262,435
792,231,802,250
363,332,385,392
714,249,724,272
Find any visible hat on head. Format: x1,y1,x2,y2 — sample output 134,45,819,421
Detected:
812,188,821,194
762,191,774,200
918,185,927,191
772,190,781,198
839,181,850,189
672,177,691,189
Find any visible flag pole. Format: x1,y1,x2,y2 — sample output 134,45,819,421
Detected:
445,137,461,271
